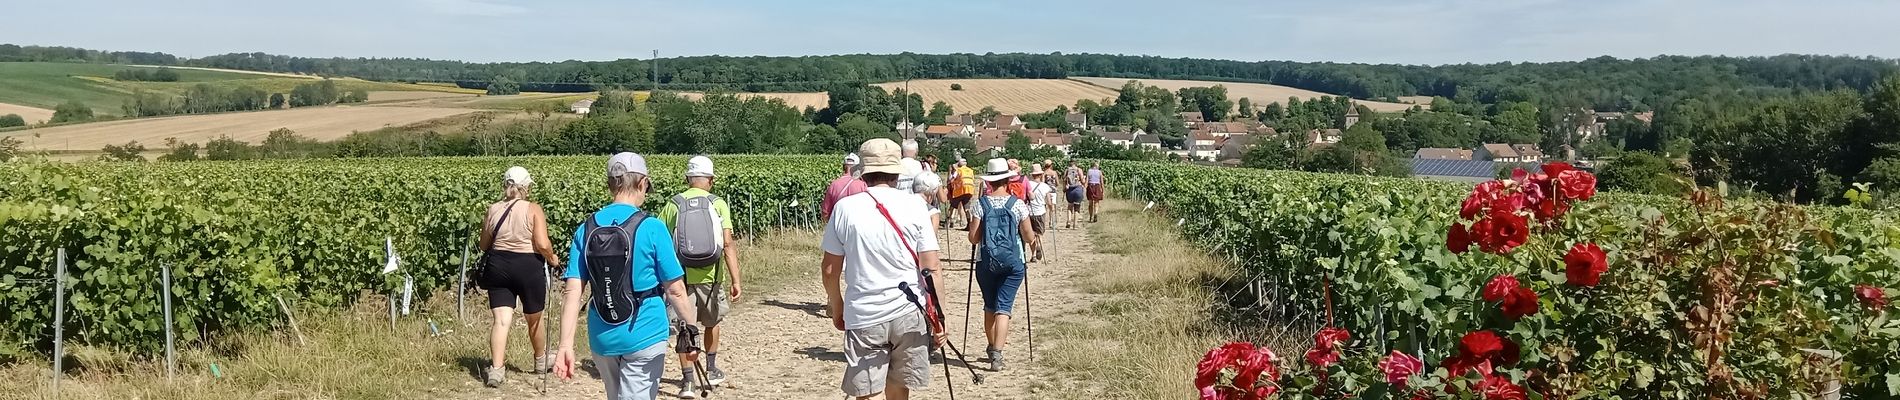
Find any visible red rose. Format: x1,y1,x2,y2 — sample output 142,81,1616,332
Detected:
1462,181,1505,219
1482,275,1520,303
1496,335,1521,366
1199,342,1282,400
1500,287,1540,319
1564,242,1609,286
1442,354,1492,378
1447,223,1472,254
1489,192,1528,215
1475,209,1529,254
1522,174,1550,206
1510,167,1529,183
1236,346,1281,390
1459,331,1504,359
1540,162,1575,177
1304,327,1351,367
1856,284,1889,309
1556,170,1597,201
1197,342,1252,388
1475,375,1528,400
1250,385,1278,400
1378,351,1424,388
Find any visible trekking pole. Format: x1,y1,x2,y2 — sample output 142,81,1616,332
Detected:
1024,256,1033,363
962,241,976,352
542,266,552,394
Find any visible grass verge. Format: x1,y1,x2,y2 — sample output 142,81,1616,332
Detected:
1039,199,1304,400
0,229,819,399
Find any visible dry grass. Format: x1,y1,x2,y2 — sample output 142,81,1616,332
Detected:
0,230,820,399
365,91,475,102
1039,200,1303,400
874,79,1119,115
1,105,482,151
1072,77,1421,113
0,102,56,125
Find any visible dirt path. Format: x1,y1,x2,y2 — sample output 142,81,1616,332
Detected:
464,214,1105,399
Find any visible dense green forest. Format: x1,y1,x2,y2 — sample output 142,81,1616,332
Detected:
9,43,1897,111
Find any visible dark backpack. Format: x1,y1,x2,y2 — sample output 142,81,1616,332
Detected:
582,211,665,325
671,194,724,268
977,196,1024,273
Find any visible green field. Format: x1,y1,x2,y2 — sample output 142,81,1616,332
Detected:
0,62,479,117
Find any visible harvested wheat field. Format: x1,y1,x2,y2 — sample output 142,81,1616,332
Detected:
1072,77,1420,113
0,102,56,125
366,90,476,102
3,105,480,151
875,79,1118,115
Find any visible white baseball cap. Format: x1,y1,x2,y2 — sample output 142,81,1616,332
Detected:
843,153,861,165
685,155,715,178
504,166,533,186
608,152,648,178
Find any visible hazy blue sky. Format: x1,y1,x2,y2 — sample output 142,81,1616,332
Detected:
6,0,1900,65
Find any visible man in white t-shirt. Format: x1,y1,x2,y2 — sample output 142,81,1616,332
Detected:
896,140,923,193
1025,165,1055,262
821,138,945,400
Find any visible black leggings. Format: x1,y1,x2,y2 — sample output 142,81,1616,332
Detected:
483,251,549,314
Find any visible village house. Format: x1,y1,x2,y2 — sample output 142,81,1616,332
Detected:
1179,111,1205,128
990,114,1024,130
948,113,977,126
1414,148,1475,161
1195,122,1253,138
1099,131,1137,147
570,99,594,114
1344,106,1360,129
924,124,976,140
1064,112,1089,131
1574,110,1655,141
1306,129,1343,147
1135,134,1163,150
1475,143,1544,163
1410,159,1498,183
1218,134,1256,161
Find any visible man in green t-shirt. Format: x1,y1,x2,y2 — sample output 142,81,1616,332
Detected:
659,156,742,398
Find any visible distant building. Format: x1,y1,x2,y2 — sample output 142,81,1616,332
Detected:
1100,131,1136,147
925,124,975,140
1344,106,1360,129
1179,111,1206,127
1219,135,1256,161
1411,159,1499,183
1306,129,1343,146
1135,134,1163,150
991,114,1024,129
1414,148,1475,161
1064,112,1089,131
1475,143,1544,163
1198,122,1250,138
570,99,595,114
949,113,976,126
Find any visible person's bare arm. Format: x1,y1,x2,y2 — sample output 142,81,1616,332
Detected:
662,278,702,362
967,215,983,244
722,228,742,302
822,252,847,331
553,278,584,380
532,204,561,267
1018,215,1038,249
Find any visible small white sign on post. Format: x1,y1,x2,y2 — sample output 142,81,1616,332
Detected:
381,237,400,275
401,274,415,316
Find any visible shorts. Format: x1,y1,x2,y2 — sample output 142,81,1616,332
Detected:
975,260,1026,314
684,282,729,327
1065,186,1085,204
596,341,669,400
1087,184,1105,202
483,251,549,314
1030,214,1047,234
950,194,973,211
842,310,932,397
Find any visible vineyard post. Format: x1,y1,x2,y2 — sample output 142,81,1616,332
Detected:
275,294,307,347
458,241,468,322
162,262,175,384
52,248,65,397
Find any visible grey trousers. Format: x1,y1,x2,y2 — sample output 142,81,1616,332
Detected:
595,341,670,400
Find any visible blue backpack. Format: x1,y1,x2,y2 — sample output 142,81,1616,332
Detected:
977,196,1024,272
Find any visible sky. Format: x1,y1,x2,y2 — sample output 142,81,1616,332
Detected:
5,0,1900,65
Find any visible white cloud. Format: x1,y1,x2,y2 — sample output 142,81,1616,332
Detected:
414,0,527,17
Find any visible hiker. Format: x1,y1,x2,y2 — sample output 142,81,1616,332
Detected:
552,152,704,400
897,139,924,195
821,138,946,400
1064,161,1086,229
967,158,1037,372
915,157,946,233
659,156,743,399
948,159,976,229
823,153,867,221
1025,165,1055,261
1005,159,1030,201
1087,162,1107,223
479,166,564,387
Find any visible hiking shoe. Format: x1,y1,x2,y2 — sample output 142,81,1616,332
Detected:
484,366,505,388
988,349,1006,372
707,366,728,386
532,355,551,374
680,376,701,399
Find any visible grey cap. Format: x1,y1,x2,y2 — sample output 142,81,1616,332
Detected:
608,152,648,178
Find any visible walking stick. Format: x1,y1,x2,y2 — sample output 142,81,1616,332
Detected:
962,240,976,353
542,267,552,394
1024,249,1034,363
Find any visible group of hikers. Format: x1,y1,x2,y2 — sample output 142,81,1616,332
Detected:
472,138,1108,400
